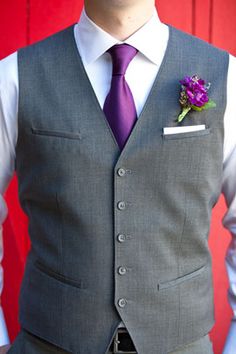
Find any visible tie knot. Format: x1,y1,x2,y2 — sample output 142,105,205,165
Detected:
107,44,138,76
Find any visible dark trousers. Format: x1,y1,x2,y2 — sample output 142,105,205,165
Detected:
8,328,214,354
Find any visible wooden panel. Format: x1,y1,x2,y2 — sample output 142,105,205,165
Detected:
29,0,83,44
0,0,28,58
0,0,29,342
193,0,212,41
208,198,232,354
206,1,236,351
211,0,236,54
156,0,193,33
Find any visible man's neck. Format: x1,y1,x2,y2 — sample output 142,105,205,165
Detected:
84,1,155,41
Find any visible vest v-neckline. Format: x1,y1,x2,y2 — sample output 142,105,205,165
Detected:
69,23,174,157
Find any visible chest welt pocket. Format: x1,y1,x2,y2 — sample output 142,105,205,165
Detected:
162,127,211,140
31,127,82,140
157,265,206,290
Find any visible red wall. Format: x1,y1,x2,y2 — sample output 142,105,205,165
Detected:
1,1,235,353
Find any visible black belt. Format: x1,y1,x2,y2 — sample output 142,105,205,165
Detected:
108,328,137,354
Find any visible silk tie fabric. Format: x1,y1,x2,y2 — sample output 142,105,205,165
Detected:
103,44,138,149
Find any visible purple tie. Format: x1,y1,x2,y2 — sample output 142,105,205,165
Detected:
103,44,138,149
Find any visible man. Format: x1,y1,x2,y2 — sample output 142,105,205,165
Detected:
0,0,236,353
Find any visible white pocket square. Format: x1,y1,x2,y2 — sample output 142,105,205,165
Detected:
163,124,206,135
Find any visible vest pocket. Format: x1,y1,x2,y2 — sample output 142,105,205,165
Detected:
34,260,87,289
31,127,82,140
157,265,206,290
162,127,211,140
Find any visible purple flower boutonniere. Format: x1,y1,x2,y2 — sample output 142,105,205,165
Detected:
177,75,216,123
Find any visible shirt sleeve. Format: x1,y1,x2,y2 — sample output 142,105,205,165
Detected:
0,51,18,345
222,53,236,353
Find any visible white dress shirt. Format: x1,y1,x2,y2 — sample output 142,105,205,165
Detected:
0,7,236,352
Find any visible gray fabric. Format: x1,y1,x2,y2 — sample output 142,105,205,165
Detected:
8,329,70,353
168,335,213,354
15,23,229,354
107,331,214,354
8,329,213,354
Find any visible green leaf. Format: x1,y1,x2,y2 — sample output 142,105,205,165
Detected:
202,99,216,110
192,105,203,112
177,106,191,123
192,100,216,112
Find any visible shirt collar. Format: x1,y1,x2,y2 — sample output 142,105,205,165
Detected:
76,7,169,66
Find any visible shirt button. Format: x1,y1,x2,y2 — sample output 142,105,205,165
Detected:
117,168,126,177
117,234,126,243
118,298,127,308
118,266,127,275
117,201,126,210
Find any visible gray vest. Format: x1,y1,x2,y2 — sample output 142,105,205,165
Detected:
16,23,229,354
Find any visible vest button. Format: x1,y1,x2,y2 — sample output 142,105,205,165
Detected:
117,168,126,177
118,298,127,308
117,234,126,243
117,201,126,210
118,266,127,275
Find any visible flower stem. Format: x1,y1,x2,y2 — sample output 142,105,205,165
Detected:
177,106,191,123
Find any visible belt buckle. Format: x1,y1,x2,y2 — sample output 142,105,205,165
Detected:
112,328,137,354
